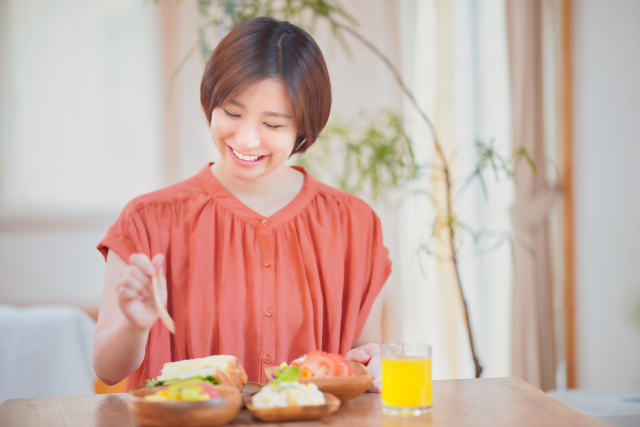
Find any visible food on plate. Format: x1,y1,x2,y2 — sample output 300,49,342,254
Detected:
265,354,373,403
251,382,325,408
144,379,221,402
275,351,354,379
251,366,325,408
326,352,354,377
145,355,248,392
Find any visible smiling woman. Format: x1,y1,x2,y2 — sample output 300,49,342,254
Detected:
201,17,332,215
93,17,390,393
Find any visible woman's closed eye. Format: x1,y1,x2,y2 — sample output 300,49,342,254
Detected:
264,123,282,130
224,109,282,130
223,109,240,118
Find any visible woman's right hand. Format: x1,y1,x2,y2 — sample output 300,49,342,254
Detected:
115,253,167,332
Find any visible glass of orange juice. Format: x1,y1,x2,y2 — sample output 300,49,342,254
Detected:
381,343,432,417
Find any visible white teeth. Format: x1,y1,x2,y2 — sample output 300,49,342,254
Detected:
232,148,262,161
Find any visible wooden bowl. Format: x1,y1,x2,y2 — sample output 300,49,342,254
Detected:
241,382,262,408
127,385,242,427
264,362,373,402
243,392,341,422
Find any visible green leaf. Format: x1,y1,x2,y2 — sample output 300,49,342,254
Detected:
202,376,220,385
145,378,162,388
146,375,220,388
270,366,300,384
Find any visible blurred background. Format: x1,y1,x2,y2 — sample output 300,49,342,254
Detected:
0,0,639,421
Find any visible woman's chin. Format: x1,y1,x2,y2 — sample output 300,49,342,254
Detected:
224,157,274,181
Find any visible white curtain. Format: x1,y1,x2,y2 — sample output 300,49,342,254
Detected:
381,0,514,380
506,0,560,391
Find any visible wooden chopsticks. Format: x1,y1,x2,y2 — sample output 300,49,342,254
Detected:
141,254,175,334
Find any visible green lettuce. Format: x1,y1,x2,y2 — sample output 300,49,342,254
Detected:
145,375,219,388
270,366,300,385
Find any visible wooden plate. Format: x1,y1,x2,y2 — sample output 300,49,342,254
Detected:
244,392,341,422
128,385,242,427
264,361,373,402
241,382,262,408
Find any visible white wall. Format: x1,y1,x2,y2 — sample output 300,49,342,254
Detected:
0,232,108,306
574,0,640,388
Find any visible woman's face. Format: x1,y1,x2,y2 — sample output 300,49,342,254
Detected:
210,78,299,181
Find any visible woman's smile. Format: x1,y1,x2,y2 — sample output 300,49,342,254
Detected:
227,144,270,167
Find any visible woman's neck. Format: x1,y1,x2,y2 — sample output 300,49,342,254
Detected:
210,162,305,217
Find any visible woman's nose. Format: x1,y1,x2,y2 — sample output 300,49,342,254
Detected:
235,122,261,151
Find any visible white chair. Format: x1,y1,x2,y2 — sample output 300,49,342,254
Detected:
0,305,96,403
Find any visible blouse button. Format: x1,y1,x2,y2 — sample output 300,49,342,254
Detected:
265,308,273,317
261,219,270,226
265,355,272,364
263,260,271,267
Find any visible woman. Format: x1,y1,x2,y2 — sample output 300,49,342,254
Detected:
92,17,391,392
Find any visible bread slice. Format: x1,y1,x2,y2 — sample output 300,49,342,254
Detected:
156,355,247,391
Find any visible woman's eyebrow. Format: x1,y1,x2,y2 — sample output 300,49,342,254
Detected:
229,99,291,119
264,111,292,119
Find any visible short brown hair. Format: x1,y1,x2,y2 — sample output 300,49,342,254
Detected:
200,17,332,156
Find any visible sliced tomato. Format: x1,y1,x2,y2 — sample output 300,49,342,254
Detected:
327,353,354,377
194,382,220,399
299,367,314,379
302,351,337,378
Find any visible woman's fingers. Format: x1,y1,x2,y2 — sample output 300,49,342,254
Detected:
367,351,382,392
347,343,382,393
116,253,167,311
368,356,381,373
121,266,152,299
151,254,165,274
129,253,156,277
126,265,151,287
117,285,140,301
118,274,150,298
371,376,382,392
345,348,371,364
151,255,166,288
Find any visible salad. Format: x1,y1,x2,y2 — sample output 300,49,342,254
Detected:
274,350,354,380
251,365,325,408
251,382,325,408
144,379,221,402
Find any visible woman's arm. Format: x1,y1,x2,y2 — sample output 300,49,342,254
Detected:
92,250,165,385
346,292,383,392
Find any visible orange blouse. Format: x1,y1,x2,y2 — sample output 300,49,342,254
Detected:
98,164,391,390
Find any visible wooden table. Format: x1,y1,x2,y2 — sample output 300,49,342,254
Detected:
0,377,610,426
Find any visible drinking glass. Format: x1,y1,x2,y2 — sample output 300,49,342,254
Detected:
381,343,432,417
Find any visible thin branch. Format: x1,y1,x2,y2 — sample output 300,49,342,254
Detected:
337,21,482,378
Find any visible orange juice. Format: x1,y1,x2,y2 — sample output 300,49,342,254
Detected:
382,357,432,408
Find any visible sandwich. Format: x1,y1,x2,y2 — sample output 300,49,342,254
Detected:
145,355,248,392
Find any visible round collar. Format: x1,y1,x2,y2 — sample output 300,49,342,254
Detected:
195,162,318,227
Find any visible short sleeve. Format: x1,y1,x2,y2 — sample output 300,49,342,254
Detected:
97,205,147,264
351,205,393,346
